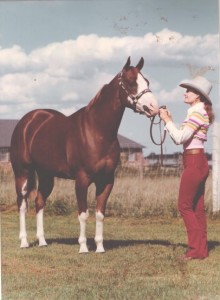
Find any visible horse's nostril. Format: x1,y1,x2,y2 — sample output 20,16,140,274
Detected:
143,105,150,113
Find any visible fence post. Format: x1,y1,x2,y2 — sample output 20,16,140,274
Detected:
212,122,220,212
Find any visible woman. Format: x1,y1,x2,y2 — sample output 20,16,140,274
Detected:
159,76,214,260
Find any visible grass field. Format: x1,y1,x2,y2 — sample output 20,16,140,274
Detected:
1,163,220,299
2,213,220,300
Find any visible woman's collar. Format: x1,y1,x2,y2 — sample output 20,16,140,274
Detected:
187,102,204,114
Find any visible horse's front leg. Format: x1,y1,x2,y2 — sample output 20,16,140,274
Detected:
36,205,47,247
78,209,89,253
75,175,90,253
95,176,114,253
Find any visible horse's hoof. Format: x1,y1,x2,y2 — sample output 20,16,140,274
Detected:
39,242,48,247
20,239,29,248
79,244,89,254
79,248,89,254
38,237,48,247
95,245,105,253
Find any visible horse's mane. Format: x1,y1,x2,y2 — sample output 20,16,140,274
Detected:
86,84,107,111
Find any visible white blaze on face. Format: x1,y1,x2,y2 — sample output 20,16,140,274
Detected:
134,74,159,117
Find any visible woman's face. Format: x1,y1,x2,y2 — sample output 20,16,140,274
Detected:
183,88,200,106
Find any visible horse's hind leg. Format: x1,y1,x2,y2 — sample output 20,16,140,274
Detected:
15,171,35,248
35,172,54,247
18,179,29,248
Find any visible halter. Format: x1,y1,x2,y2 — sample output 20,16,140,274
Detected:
118,71,167,165
118,72,152,113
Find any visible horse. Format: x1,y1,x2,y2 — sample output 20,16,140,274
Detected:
10,57,159,253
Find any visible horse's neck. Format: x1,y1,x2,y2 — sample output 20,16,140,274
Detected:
86,78,125,135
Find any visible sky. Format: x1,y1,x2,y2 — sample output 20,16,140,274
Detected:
0,0,219,155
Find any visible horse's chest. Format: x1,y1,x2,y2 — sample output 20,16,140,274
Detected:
94,147,120,173
94,157,116,174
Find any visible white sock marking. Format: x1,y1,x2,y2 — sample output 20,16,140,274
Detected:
95,211,105,253
78,210,89,253
21,180,28,197
19,199,29,248
37,208,47,247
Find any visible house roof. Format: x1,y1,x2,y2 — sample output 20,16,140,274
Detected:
117,134,145,149
0,119,145,150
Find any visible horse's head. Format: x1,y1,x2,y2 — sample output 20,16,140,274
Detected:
119,57,159,117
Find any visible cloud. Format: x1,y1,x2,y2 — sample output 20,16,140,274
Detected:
0,29,218,118
156,86,183,104
142,29,219,68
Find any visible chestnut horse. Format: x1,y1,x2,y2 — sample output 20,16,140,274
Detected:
10,57,159,253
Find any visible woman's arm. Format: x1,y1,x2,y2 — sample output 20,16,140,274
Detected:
159,108,203,145
165,121,194,144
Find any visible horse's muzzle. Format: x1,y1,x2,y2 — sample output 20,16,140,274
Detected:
143,105,159,117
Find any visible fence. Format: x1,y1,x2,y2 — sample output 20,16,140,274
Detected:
212,122,220,212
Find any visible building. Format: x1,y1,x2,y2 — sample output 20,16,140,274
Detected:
117,134,147,167
0,120,18,162
0,119,146,166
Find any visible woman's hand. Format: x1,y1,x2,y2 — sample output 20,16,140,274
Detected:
159,108,173,124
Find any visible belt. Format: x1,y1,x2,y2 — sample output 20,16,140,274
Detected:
184,149,204,155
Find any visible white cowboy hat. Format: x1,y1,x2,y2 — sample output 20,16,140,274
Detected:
179,76,212,104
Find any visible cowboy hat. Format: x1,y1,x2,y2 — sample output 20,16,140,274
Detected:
179,76,212,104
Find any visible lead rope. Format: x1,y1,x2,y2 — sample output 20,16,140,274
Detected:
150,106,167,166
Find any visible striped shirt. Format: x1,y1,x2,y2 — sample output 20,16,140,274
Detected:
165,102,209,150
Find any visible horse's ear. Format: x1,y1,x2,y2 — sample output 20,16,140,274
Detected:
123,56,131,70
136,57,144,70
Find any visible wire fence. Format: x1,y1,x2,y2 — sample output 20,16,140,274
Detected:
1,161,217,218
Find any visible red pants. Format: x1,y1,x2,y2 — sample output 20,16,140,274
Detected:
178,152,209,259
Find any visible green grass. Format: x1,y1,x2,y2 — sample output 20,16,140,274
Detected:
2,213,220,300
1,163,219,299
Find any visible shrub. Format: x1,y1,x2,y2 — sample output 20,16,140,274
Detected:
45,199,74,216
